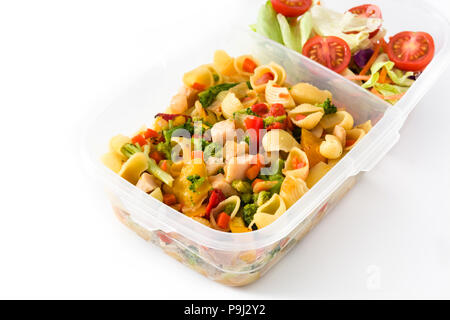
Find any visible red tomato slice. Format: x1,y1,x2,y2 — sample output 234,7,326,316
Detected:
270,0,312,17
302,36,351,73
348,4,382,38
387,31,435,71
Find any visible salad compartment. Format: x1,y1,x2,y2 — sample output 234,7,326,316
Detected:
83,0,450,286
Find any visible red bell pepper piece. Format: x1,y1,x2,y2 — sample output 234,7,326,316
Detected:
205,189,225,219
131,134,148,147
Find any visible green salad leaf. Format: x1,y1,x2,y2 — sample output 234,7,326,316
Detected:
277,14,301,52
256,1,283,44
300,11,313,50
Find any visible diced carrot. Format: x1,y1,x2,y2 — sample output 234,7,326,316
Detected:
246,165,261,181
192,82,206,91
360,43,381,76
160,160,169,172
149,151,164,164
163,194,177,206
251,178,264,188
131,134,148,147
217,212,231,229
243,58,257,73
292,157,306,169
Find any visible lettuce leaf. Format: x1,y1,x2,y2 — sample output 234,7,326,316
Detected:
362,54,415,89
300,11,313,51
310,6,382,52
277,14,301,52
374,83,408,104
387,68,414,87
256,1,283,44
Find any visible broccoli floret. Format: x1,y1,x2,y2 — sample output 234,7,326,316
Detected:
241,193,253,204
318,98,337,115
156,142,171,160
204,142,223,158
121,143,142,159
256,191,271,207
243,204,258,226
224,203,235,215
232,180,253,194
233,107,256,118
120,143,174,187
263,115,286,128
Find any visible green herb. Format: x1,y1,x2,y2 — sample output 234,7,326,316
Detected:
187,174,205,193
246,81,253,90
198,83,239,108
318,98,337,115
213,74,219,82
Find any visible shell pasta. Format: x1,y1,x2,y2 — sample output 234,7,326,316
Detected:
102,50,370,233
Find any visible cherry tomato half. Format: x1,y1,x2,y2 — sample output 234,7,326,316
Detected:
387,31,435,71
348,4,382,38
302,36,351,74
270,0,312,18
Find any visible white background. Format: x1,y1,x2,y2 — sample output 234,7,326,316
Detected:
0,0,449,299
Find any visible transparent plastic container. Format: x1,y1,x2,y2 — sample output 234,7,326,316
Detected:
82,0,450,286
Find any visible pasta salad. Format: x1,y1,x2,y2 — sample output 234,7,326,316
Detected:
102,50,371,233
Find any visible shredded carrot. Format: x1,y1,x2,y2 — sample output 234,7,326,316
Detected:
360,43,381,76
371,87,384,99
345,75,371,81
379,67,388,83
379,38,388,53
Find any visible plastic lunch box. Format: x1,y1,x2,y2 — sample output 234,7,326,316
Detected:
82,0,450,286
